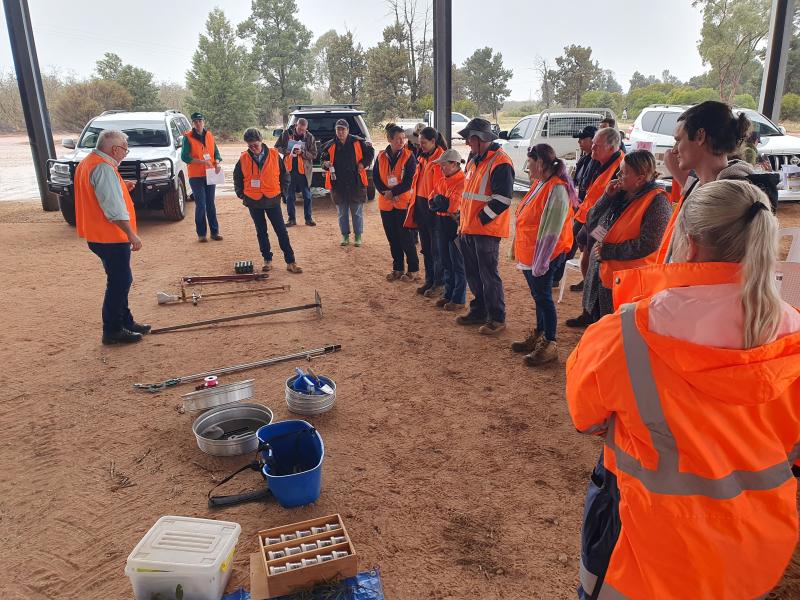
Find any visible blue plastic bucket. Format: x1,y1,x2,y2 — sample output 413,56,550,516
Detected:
256,420,324,508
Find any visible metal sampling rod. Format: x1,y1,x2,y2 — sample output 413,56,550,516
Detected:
150,291,322,334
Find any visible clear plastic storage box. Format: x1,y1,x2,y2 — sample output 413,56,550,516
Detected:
125,516,241,600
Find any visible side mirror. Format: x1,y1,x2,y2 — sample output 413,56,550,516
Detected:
498,131,509,140
273,128,283,138
62,138,76,149
779,125,787,135
175,136,183,148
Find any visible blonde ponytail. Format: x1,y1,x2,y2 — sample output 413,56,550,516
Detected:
673,179,781,349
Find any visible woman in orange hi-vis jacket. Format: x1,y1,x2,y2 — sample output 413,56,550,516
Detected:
567,179,800,599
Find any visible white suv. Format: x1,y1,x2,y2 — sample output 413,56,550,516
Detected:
628,104,800,173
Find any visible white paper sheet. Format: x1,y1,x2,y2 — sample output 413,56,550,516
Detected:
206,168,225,185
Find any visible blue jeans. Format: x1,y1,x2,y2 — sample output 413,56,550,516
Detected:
88,242,135,335
189,177,218,237
415,197,443,287
435,216,465,304
285,176,313,222
337,200,363,236
459,234,504,323
248,205,296,264
523,253,566,341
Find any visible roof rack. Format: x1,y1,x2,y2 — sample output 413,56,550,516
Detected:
164,109,181,114
100,109,127,116
290,104,361,110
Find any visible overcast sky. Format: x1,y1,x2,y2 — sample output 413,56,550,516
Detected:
0,0,706,101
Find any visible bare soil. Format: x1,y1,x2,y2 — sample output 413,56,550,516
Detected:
0,194,798,600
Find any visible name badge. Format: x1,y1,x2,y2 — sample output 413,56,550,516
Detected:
250,180,261,188
388,176,398,187
590,225,608,242
203,153,211,160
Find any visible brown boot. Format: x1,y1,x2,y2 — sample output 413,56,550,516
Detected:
423,286,443,299
511,330,543,353
435,297,449,308
524,340,559,366
400,271,421,283
286,262,303,274
478,321,506,336
386,271,403,281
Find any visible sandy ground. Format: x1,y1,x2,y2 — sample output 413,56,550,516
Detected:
1,191,799,599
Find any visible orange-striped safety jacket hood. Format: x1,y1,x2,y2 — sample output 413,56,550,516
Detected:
567,263,800,599
75,151,137,243
324,139,368,190
460,147,513,237
598,187,663,288
377,147,414,211
431,169,465,217
514,177,573,266
405,147,445,228
184,129,217,179
239,148,282,200
575,152,624,224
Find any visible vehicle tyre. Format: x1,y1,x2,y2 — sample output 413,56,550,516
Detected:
163,177,187,221
59,195,76,226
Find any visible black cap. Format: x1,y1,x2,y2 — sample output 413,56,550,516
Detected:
574,125,598,140
458,117,497,142
191,112,204,121
335,119,349,129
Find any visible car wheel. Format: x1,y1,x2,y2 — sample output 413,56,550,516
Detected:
59,195,76,226
163,177,187,221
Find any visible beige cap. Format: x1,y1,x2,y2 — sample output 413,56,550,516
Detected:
433,148,463,164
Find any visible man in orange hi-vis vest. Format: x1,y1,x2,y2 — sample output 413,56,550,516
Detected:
74,129,149,345
275,117,318,227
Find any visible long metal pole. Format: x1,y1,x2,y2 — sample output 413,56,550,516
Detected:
4,0,58,210
759,0,796,120
433,0,452,147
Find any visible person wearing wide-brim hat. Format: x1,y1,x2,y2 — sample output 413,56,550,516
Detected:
454,117,515,336
181,112,223,242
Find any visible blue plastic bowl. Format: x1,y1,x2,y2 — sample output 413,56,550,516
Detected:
256,420,324,508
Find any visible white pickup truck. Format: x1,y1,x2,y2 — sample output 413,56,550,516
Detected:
393,110,479,140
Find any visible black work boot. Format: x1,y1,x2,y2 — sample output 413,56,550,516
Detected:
127,322,152,335
102,328,143,345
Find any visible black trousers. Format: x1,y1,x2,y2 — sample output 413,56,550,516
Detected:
88,241,135,335
414,197,443,287
380,208,419,273
459,234,505,323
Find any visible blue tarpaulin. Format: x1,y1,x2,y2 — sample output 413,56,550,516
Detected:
221,568,384,600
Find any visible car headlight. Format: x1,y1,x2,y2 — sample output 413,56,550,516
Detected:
50,162,71,184
791,156,800,166
141,160,171,181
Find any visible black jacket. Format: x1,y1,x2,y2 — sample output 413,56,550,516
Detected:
320,135,375,199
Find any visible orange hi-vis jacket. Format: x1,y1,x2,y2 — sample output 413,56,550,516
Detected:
284,146,305,175
575,152,624,224
598,187,663,288
239,148,282,200
567,262,800,599
405,146,445,228
376,147,414,211
74,151,137,243
513,176,573,266
324,139,368,190
431,169,465,217
654,178,700,264
460,147,514,237
184,129,217,179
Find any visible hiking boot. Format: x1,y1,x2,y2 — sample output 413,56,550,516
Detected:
102,328,142,345
569,280,584,292
354,235,362,247
210,233,223,241
416,282,432,295
262,260,273,272
565,311,593,328
524,340,559,366
444,302,466,312
198,236,208,243
386,271,403,281
286,218,296,227
423,285,443,299
511,330,543,353
479,321,506,336
456,312,487,326
435,297,450,308
286,262,303,274
400,272,420,283
340,235,350,246
305,219,316,226
127,321,151,335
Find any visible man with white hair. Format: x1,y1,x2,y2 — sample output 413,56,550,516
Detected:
74,128,149,345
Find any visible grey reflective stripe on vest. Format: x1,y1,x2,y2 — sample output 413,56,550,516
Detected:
610,304,795,499
580,561,629,599
462,151,505,202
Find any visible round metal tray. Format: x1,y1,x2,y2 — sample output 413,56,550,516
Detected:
192,402,273,456
182,379,254,414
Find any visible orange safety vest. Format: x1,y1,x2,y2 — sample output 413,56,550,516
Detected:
324,139,368,190
283,140,305,175
74,151,137,243
567,264,800,599
654,178,699,264
431,169,465,217
598,187,663,288
184,129,218,179
513,176,573,267
239,148,282,200
460,147,514,238
405,147,445,228
376,147,414,211
575,153,624,224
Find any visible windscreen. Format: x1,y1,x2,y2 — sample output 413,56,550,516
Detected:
79,121,170,148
